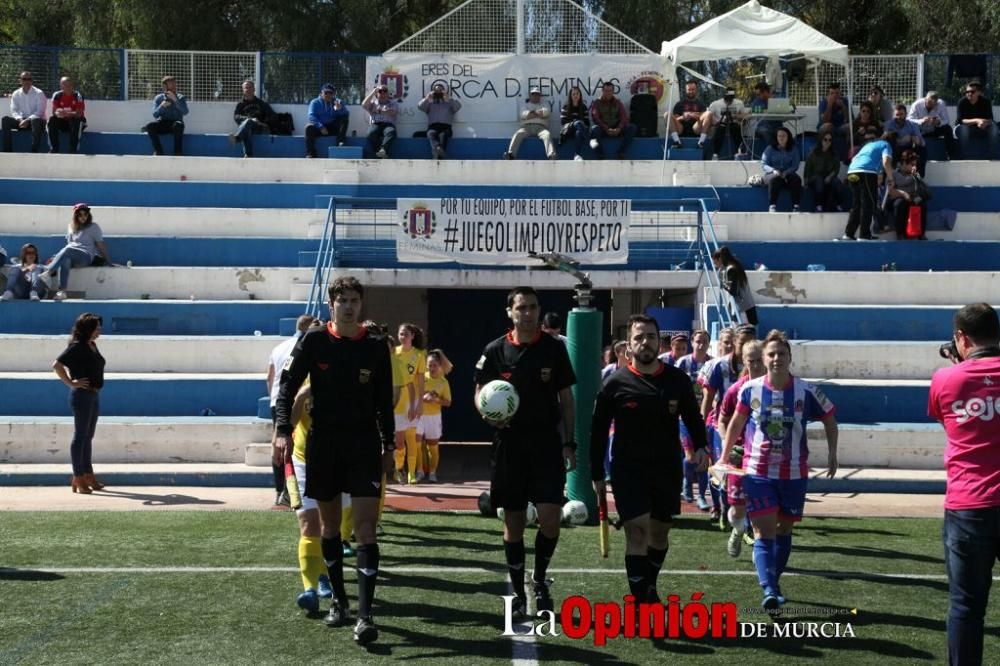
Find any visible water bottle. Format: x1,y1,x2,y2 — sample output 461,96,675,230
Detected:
806,264,826,272
253,330,263,337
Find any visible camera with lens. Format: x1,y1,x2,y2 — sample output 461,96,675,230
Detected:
939,340,961,362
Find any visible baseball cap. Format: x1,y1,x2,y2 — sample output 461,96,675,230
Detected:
926,90,939,100
529,86,542,94
724,89,736,97
73,203,90,213
321,83,334,93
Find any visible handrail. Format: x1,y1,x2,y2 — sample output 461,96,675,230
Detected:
306,195,737,333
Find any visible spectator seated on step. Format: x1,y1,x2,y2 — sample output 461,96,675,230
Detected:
955,81,999,159
908,90,956,159
868,85,895,125
503,86,555,160
1,243,50,301
362,84,398,159
853,101,882,149
417,82,461,160
40,203,114,301
706,88,748,159
230,80,274,158
305,82,349,158
885,104,926,175
559,86,590,161
885,150,931,240
761,126,802,213
143,75,189,156
804,131,845,212
817,81,850,142
667,80,711,149
48,76,86,154
588,82,637,160
1,70,47,153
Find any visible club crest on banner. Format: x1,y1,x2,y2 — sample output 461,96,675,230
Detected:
401,204,436,239
628,72,668,103
377,68,409,101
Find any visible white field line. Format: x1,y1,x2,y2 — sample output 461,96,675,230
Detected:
0,565,978,581
507,577,538,666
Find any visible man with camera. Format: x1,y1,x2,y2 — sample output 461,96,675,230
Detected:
707,89,748,160
417,82,461,159
928,303,1000,666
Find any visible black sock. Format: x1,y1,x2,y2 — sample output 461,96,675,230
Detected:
647,546,668,593
625,554,647,600
533,532,558,584
271,463,284,493
355,543,380,619
504,539,526,598
321,537,347,604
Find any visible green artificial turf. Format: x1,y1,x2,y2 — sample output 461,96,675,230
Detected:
0,510,995,665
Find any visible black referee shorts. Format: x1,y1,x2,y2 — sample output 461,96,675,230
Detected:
490,428,566,511
610,456,681,523
304,425,383,502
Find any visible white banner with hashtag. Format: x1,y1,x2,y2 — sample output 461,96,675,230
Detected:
395,197,630,265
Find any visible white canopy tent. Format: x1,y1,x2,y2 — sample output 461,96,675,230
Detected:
659,0,851,164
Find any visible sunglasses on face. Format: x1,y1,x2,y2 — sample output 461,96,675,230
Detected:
822,137,833,142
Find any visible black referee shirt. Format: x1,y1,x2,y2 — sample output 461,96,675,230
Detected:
274,323,394,450
590,362,706,481
474,330,576,432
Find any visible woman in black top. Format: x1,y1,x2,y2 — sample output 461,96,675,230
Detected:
560,86,590,160
52,312,106,494
711,246,757,326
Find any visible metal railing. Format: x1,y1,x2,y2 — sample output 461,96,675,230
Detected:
306,196,735,330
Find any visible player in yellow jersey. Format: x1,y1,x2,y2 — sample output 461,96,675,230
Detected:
288,379,335,613
393,323,427,484
420,349,453,482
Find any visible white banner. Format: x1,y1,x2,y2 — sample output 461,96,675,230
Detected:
396,198,630,265
365,53,667,138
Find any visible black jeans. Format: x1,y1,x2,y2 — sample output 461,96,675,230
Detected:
144,119,185,155
2,116,46,152
845,173,878,239
48,116,84,153
304,117,349,157
712,121,744,157
69,388,99,475
767,173,802,206
426,122,453,154
943,507,1000,666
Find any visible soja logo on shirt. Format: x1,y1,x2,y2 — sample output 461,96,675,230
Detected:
951,396,1000,424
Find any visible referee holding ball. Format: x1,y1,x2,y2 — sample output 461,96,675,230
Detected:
591,314,708,606
474,286,576,620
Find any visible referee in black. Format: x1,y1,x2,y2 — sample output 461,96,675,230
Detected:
274,276,395,645
475,286,577,619
591,314,708,605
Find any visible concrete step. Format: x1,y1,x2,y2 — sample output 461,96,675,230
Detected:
806,422,944,470
245,443,273,467
0,373,265,417
789,341,948,380
0,334,283,373
714,212,1000,242
747,304,988,341
0,416,272,464
703,271,1000,306
50,267,312,301
0,299,305,336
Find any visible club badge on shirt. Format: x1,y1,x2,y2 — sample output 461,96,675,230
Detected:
359,368,371,384
540,368,552,383
668,400,678,414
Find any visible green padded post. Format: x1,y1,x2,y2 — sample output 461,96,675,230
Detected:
565,306,603,521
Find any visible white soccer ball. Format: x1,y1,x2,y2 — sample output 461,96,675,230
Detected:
525,502,538,526
497,507,505,521
477,380,520,422
562,500,588,526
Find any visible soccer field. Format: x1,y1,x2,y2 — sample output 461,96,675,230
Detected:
1,510,996,665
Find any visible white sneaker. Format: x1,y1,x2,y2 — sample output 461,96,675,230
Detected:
375,148,387,159
434,146,445,159
54,290,67,301
573,154,583,161
415,471,425,483
711,154,719,161
589,138,599,150
768,205,777,213
727,529,743,558
0,291,12,301
428,473,438,482
792,204,801,212
815,205,823,212
29,291,39,301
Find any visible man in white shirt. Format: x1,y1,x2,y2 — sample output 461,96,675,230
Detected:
707,89,748,159
2,71,47,153
908,90,956,159
504,86,556,160
266,314,316,508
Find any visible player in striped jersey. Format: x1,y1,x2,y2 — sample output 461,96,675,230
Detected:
716,339,766,557
697,324,756,524
721,329,839,611
677,329,712,507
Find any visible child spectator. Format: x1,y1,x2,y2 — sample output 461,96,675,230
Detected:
419,349,453,483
